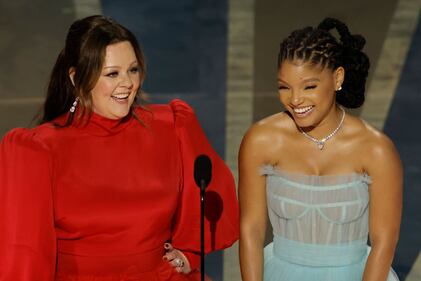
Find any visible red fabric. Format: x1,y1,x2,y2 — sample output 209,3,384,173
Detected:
181,252,200,271
0,99,239,281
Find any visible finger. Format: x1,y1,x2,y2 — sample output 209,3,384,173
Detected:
175,264,189,274
164,243,173,251
164,251,177,261
169,257,185,268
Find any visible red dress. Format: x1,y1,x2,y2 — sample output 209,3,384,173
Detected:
0,99,239,281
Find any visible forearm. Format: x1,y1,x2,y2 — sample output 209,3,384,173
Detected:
239,233,264,281
362,245,396,281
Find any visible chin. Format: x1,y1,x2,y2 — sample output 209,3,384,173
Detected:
290,115,316,129
106,108,130,119
115,111,130,119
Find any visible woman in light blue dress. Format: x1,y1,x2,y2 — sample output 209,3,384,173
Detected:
239,18,402,281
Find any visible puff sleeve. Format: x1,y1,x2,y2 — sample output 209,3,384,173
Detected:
169,99,239,267
0,129,56,280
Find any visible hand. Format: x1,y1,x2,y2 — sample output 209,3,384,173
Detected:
163,243,192,274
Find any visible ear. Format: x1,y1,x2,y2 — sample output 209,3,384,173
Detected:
68,67,76,87
334,66,345,90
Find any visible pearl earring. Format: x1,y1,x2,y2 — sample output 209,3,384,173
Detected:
70,97,79,113
337,86,342,91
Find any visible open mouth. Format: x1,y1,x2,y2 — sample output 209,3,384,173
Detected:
293,105,314,115
111,93,130,101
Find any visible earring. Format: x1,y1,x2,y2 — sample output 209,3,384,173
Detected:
337,86,342,91
70,97,79,113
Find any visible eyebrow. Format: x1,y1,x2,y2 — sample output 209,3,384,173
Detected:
302,78,320,83
278,77,320,84
103,61,139,69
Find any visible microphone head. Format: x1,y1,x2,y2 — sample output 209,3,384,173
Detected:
194,154,212,188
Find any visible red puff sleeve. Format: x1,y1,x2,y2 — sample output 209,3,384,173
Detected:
169,99,239,269
0,128,56,280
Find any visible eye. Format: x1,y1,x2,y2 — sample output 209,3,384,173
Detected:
278,85,289,91
305,85,317,90
130,66,139,73
106,71,118,78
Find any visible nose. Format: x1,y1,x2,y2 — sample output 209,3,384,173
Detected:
120,73,133,89
289,90,304,106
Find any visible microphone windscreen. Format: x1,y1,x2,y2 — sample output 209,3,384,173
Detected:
194,154,212,188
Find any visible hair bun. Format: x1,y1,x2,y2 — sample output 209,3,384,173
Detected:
317,18,366,51
349,34,365,50
317,17,339,31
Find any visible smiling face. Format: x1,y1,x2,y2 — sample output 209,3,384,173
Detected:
90,41,141,120
277,60,344,129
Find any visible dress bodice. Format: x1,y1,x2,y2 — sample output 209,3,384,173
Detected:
0,99,239,281
262,165,371,244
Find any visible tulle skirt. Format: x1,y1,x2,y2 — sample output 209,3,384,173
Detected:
264,235,399,281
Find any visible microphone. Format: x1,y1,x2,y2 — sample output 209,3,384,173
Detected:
194,154,212,189
193,154,212,281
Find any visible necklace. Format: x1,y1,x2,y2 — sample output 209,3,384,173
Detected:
299,107,345,150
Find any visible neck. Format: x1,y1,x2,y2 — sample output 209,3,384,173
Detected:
300,105,344,140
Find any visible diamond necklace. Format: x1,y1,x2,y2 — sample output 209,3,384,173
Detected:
298,106,345,150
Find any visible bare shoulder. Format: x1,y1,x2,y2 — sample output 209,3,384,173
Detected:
240,112,292,163
347,115,402,174
360,119,396,157
241,112,291,147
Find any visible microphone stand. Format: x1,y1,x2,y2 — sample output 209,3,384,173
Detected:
194,154,211,281
200,179,205,281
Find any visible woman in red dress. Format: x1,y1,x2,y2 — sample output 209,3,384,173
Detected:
0,15,239,281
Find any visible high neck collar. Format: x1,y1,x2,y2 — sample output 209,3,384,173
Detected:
73,111,134,136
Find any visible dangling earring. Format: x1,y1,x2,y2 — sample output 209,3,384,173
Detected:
70,97,79,113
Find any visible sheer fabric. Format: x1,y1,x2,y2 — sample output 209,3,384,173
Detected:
261,165,398,281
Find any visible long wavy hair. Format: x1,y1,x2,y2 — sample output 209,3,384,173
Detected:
40,15,146,125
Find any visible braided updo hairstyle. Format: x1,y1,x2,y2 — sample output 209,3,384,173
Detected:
278,18,370,108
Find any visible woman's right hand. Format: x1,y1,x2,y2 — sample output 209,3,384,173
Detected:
163,243,192,274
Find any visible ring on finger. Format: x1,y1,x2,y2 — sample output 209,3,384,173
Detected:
174,258,184,267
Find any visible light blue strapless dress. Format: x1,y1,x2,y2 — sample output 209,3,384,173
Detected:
262,165,399,281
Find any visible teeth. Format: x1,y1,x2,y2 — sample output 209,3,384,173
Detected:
112,93,130,99
294,106,313,114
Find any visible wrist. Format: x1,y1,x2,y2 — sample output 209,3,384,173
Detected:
182,251,200,270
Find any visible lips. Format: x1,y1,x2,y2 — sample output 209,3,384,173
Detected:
293,105,314,114
111,93,130,100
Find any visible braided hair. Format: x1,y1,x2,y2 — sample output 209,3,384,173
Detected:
278,18,370,108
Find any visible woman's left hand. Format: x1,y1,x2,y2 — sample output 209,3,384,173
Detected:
163,243,192,274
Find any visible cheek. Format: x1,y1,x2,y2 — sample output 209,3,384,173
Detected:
321,80,336,93
317,85,336,101
278,91,290,106
132,75,141,89
92,81,116,98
